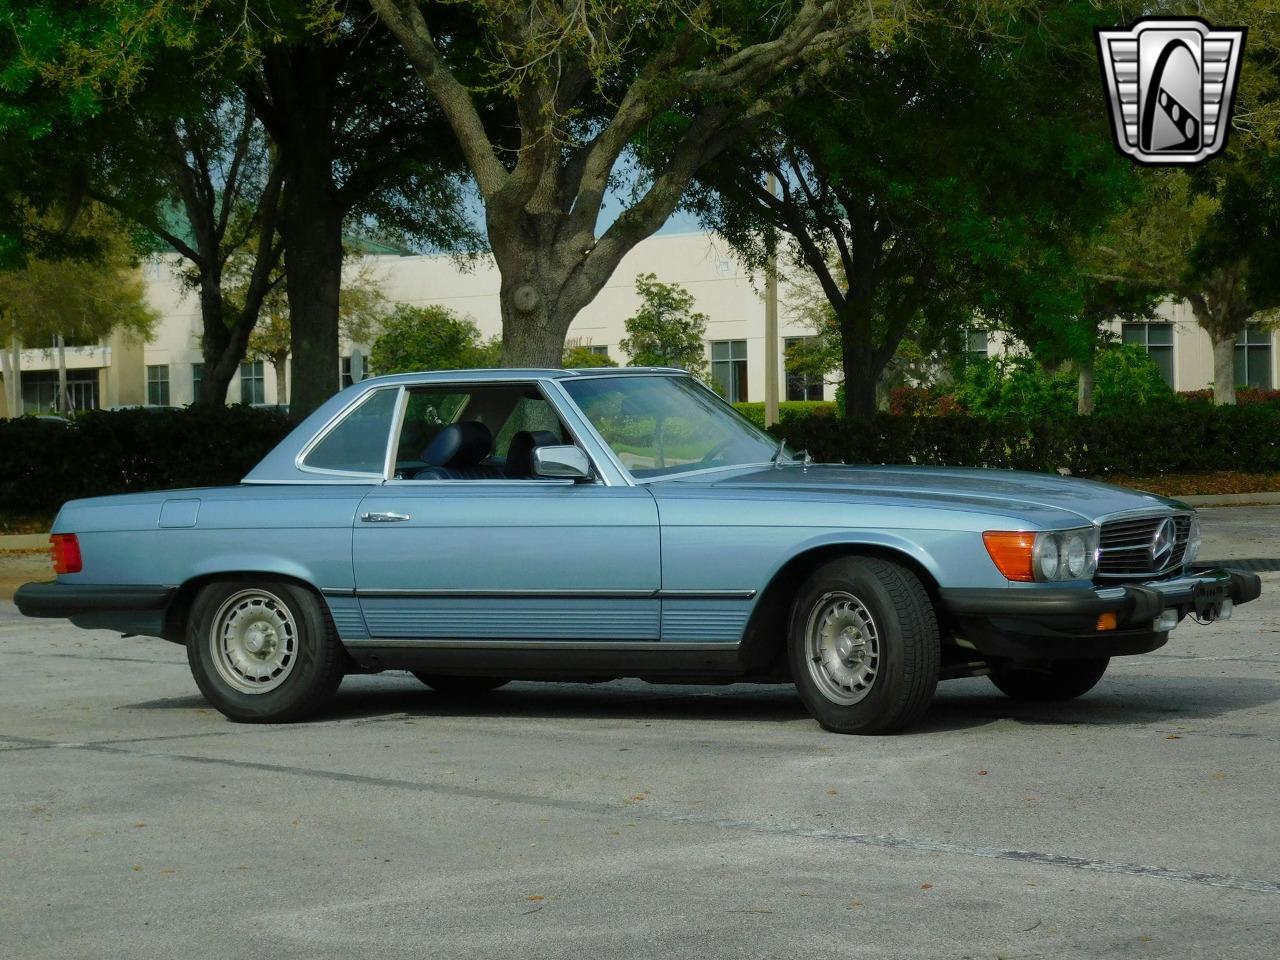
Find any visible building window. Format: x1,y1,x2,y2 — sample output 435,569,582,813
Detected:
784,337,824,401
586,344,610,358
20,370,99,414
966,328,990,363
1236,325,1273,389
711,340,748,402
146,365,170,406
191,363,203,404
240,360,265,405
1121,322,1175,387
341,356,353,388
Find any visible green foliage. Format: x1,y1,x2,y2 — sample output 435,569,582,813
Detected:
772,405,1280,480
369,304,500,374
1092,344,1176,416
0,205,156,345
562,345,617,368
687,3,1140,416
619,273,709,379
732,401,837,429
951,357,1077,421
0,405,292,511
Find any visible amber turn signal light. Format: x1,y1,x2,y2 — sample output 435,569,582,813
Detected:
50,533,82,575
981,531,1036,582
1096,612,1118,631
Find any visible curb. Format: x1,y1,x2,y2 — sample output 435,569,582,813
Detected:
1178,493,1280,507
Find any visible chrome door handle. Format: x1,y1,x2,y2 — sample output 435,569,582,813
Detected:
360,511,411,523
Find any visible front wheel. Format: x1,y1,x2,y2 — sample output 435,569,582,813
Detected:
187,580,345,722
788,557,940,734
988,659,1110,701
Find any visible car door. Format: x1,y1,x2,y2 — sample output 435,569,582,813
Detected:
351,384,661,643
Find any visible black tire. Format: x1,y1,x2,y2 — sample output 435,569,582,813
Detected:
988,658,1110,701
412,673,510,695
787,556,940,734
187,580,345,723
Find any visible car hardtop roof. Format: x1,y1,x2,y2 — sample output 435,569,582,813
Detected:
352,366,691,388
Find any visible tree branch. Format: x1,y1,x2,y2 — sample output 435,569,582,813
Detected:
369,0,508,198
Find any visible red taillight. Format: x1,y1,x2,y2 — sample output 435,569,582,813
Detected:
50,534,82,575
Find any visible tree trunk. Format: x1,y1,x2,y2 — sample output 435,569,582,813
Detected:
1077,356,1095,415
273,354,289,405
1212,332,1236,406
281,200,343,416
264,46,344,420
840,343,881,420
195,269,238,408
491,222,585,367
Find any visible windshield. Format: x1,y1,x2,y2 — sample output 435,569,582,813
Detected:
561,374,792,479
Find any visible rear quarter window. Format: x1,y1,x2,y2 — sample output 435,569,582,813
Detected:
302,388,400,475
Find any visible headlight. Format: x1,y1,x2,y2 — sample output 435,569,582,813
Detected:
984,527,1099,582
1185,514,1202,564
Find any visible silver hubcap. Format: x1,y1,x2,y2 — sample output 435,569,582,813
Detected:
804,591,880,706
209,589,298,695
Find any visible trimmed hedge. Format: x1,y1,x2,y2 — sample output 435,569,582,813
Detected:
732,401,838,428
0,406,293,512
3,401,1277,514
773,405,1280,478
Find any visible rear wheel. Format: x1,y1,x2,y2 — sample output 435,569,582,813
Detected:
787,556,940,734
187,580,344,722
988,658,1110,701
412,673,510,695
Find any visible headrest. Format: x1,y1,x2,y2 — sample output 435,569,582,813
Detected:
504,429,562,477
422,421,492,468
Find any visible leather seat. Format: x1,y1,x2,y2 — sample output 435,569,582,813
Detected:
414,422,505,480
504,430,561,478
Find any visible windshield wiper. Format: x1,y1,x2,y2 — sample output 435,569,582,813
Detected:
771,438,787,468
772,440,811,469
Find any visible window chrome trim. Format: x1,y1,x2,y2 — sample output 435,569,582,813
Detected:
294,385,402,480
382,377,617,486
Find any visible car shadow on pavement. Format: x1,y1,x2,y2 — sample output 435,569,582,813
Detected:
128,671,1280,733
916,673,1280,733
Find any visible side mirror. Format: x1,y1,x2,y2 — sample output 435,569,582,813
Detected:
533,445,592,480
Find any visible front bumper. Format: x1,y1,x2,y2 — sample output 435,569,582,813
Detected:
938,567,1262,660
13,581,175,638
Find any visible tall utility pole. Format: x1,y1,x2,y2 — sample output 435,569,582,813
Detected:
763,172,780,427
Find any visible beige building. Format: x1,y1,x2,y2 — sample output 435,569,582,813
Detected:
1,230,1274,417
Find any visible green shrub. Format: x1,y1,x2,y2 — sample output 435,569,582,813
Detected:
950,356,1075,420
732,401,837,428
0,406,293,512
771,404,1280,479
1092,344,1176,416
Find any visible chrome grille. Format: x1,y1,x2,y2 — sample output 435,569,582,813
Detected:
1096,514,1191,580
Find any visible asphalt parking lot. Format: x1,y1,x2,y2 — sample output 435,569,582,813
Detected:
2,507,1278,959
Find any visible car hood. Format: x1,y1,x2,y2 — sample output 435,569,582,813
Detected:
663,464,1184,525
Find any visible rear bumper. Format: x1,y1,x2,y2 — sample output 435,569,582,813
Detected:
939,567,1262,660
13,582,175,638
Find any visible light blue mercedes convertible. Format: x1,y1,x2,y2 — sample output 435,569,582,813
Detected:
15,368,1261,733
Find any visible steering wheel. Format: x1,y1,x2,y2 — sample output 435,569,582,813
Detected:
697,437,734,466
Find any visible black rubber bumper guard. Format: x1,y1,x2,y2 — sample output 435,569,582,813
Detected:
937,567,1262,660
